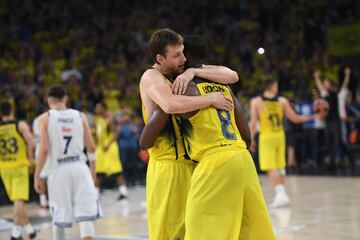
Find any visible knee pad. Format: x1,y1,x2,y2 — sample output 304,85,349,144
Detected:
79,221,95,238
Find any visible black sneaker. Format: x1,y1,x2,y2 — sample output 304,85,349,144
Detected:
10,236,23,240
29,229,40,240
116,194,128,201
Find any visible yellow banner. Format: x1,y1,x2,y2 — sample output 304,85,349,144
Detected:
328,24,360,56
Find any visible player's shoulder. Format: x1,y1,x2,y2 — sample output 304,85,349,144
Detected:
278,96,289,103
251,96,262,103
36,112,50,125
141,68,162,81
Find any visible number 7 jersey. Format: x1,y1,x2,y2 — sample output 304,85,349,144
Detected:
47,109,87,170
182,79,247,162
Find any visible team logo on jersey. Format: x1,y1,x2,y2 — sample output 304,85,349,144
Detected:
62,127,72,133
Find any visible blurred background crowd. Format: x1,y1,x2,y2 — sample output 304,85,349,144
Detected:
0,0,360,203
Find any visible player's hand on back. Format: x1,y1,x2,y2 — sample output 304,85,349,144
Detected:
172,68,195,95
210,92,233,111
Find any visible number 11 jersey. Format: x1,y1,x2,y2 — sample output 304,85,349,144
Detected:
259,96,284,134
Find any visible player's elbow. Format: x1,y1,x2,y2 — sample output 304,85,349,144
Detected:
161,102,180,114
139,138,153,150
229,70,239,83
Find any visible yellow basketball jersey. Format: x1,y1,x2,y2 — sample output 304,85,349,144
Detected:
142,104,188,161
182,79,247,161
103,89,120,112
259,96,284,134
94,116,114,148
0,121,28,169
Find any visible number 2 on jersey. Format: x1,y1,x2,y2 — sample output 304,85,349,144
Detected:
63,136,72,154
217,110,237,140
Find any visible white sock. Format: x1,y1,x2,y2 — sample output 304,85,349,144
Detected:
24,223,34,234
275,184,285,194
95,187,100,197
11,224,22,238
119,185,128,196
53,225,65,240
40,194,48,206
79,221,95,238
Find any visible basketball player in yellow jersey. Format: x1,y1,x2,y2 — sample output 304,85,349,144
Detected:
94,102,127,200
250,79,317,208
140,28,238,240
161,35,272,240
0,101,38,240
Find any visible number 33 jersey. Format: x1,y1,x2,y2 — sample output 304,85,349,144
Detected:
182,79,247,162
47,109,87,169
259,96,284,134
0,120,28,169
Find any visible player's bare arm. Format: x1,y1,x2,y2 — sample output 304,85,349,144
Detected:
82,113,97,183
249,97,260,151
139,80,200,150
103,123,118,152
18,120,35,165
229,90,251,149
341,67,351,90
172,65,239,94
280,97,316,123
34,112,49,193
140,69,233,115
314,70,327,95
139,108,169,150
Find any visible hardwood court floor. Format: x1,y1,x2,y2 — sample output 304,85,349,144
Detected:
0,176,359,240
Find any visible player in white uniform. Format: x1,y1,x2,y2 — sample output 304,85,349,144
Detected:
34,85,102,240
33,117,49,208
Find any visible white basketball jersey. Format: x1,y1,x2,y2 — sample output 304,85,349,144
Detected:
47,109,87,170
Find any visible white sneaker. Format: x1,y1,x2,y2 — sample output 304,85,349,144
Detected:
270,193,290,208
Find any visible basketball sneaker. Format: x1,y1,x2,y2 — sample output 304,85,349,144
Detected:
270,192,290,208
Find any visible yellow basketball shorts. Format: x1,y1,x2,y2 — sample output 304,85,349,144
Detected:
184,149,275,240
146,158,195,240
0,165,29,201
259,131,286,171
95,143,123,175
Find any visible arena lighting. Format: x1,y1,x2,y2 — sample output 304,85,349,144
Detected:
257,47,265,55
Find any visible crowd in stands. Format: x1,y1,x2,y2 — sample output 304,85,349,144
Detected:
0,0,359,185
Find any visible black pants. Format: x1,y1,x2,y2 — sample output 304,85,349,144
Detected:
120,148,143,185
300,127,318,166
324,121,341,164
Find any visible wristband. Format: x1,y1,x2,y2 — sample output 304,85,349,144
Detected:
87,152,96,161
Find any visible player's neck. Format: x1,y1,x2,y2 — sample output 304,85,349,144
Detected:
50,103,67,110
1,115,14,122
153,64,175,81
263,90,276,98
